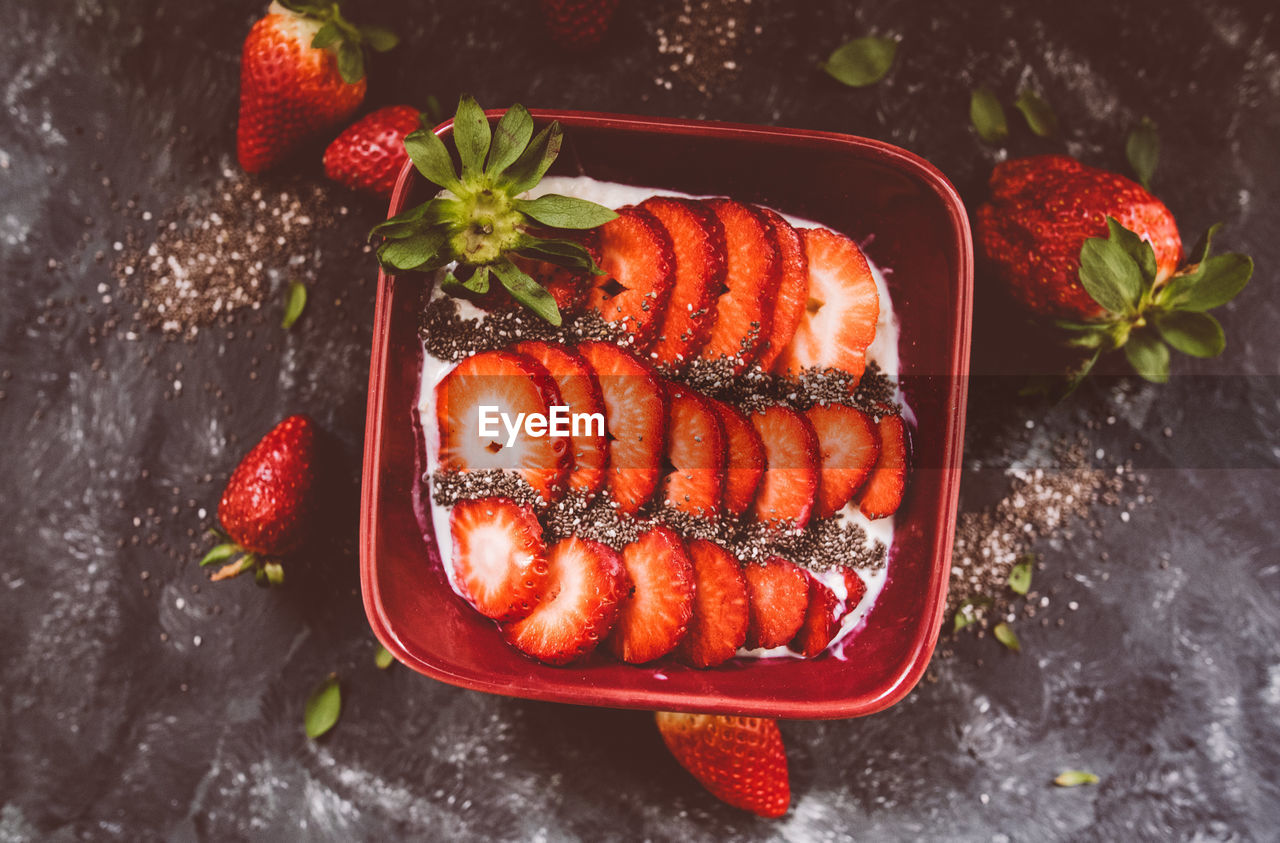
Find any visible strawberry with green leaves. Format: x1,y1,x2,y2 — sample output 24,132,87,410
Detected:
978,154,1253,384
369,97,618,326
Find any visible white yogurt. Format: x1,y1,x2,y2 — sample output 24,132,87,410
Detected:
416,176,906,660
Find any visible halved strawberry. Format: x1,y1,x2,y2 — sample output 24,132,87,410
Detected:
661,383,725,518
677,538,749,669
789,575,841,657
510,340,608,496
436,350,571,502
840,568,867,620
742,556,810,649
605,525,695,664
774,227,879,383
805,403,880,518
449,497,548,621
586,207,676,349
640,197,725,370
857,412,909,519
577,341,666,515
654,712,790,819
697,199,781,370
749,405,820,529
754,208,808,372
706,398,765,518
505,535,630,665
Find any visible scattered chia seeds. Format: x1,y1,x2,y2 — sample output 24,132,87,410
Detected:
420,293,630,362
653,0,759,95
430,469,543,509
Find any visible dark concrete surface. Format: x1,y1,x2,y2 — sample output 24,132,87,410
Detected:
1,0,1277,840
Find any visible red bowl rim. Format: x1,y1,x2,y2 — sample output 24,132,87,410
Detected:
360,110,972,718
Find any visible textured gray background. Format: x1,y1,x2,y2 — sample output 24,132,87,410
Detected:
1,0,1277,840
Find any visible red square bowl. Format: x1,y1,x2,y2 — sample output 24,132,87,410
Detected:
360,111,972,719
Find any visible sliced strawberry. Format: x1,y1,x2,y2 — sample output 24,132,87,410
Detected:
754,208,808,372
697,199,781,370
585,207,676,349
505,536,630,665
840,568,867,620
661,383,726,518
742,556,810,649
789,575,841,657
677,538,749,669
805,403,880,519
640,197,725,370
857,412,909,519
605,526,695,664
774,227,880,383
577,340,667,515
506,228,601,317
655,712,790,818
510,340,608,496
435,350,571,502
706,398,765,518
749,405,820,529
449,497,548,622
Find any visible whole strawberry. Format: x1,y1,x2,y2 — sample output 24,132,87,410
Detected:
538,0,621,49
323,105,422,198
237,1,397,174
202,415,320,585
978,155,1252,384
655,712,790,818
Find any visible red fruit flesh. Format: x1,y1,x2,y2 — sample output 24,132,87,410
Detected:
577,341,667,515
605,526,695,664
977,154,1182,320
499,229,601,318
857,413,909,519
774,227,879,384
742,556,810,649
655,712,791,819
677,539,749,669
538,0,621,49
790,576,841,658
840,569,868,620
706,398,765,518
435,350,571,502
218,414,319,556
661,383,726,518
510,341,609,496
640,197,726,370
697,199,781,370
805,403,880,518
449,498,548,622
505,536,630,665
237,9,366,174
749,405,820,529
322,104,420,198
754,208,809,372
586,207,676,350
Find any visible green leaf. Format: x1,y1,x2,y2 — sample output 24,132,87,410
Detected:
1014,90,1058,137
304,676,342,739
1054,770,1100,787
993,622,1021,652
486,105,534,176
424,94,445,126
370,197,463,241
491,259,562,326
336,41,364,85
1126,117,1159,189
502,122,563,194
441,266,491,296
954,604,976,633
822,36,898,87
375,645,394,670
1123,330,1171,383
1173,254,1252,311
452,95,492,179
1078,237,1142,314
1055,320,1112,350
1186,223,1223,268
200,543,239,567
1105,217,1157,282
359,24,399,52
969,87,1008,142
261,561,285,586
310,21,340,49
514,194,618,229
377,229,448,271
1008,556,1033,595
1155,311,1224,358
515,237,601,273
403,127,461,192
281,281,307,329
1061,349,1102,399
